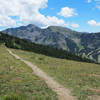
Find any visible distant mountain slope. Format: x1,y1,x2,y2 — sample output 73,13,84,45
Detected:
2,24,100,63
0,32,94,63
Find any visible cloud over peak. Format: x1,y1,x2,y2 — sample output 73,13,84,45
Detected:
0,0,79,29
58,7,78,18
88,20,100,26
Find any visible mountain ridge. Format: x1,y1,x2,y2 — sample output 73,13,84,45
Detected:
2,24,100,63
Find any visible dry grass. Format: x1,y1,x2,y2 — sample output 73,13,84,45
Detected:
0,45,57,100
11,48,100,100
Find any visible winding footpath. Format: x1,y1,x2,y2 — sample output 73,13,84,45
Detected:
7,49,76,100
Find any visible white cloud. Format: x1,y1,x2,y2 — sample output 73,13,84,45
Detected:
58,7,78,18
88,0,92,3
88,20,100,26
96,6,100,10
0,15,16,27
71,23,79,28
0,0,79,29
0,0,49,27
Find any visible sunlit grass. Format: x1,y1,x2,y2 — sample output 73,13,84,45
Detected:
12,48,100,100
0,45,57,100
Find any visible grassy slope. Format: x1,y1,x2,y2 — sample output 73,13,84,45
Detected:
12,48,100,100
0,45,57,100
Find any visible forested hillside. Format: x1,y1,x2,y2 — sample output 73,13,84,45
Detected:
3,24,100,63
0,32,94,63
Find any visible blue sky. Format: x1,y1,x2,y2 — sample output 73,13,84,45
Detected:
0,0,100,32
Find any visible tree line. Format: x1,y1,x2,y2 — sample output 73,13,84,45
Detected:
0,32,95,63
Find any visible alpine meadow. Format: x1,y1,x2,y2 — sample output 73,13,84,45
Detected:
0,0,100,100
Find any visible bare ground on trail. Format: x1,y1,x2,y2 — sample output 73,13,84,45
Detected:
7,49,76,100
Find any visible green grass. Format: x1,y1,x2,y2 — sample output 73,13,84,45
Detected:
98,55,100,63
0,45,57,100
11,48,100,100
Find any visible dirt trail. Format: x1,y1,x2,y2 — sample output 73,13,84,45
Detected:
7,49,76,100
